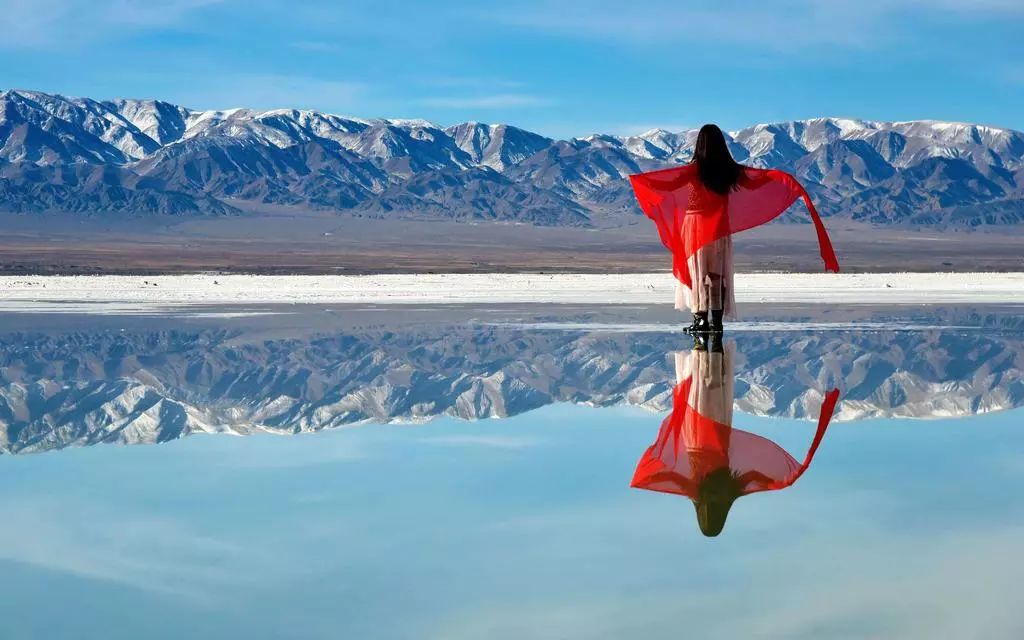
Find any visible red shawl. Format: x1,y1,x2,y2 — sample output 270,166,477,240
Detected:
629,164,840,289
631,377,840,498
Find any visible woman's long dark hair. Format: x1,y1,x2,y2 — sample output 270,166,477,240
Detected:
692,124,742,195
693,467,743,537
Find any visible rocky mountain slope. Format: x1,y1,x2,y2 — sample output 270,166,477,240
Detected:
2,89,1023,226
1,320,1021,454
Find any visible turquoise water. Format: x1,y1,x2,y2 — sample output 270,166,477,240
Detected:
0,308,1022,639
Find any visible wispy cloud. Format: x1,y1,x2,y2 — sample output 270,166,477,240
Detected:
601,123,692,137
923,0,1024,11
417,94,553,109
418,434,544,450
0,499,250,601
168,74,367,113
522,120,691,140
416,76,527,89
289,40,339,52
492,1,881,50
0,0,227,49
1001,64,1024,85
492,0,1024,51
428,489,1024,640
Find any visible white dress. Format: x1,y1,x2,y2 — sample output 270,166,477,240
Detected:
675,236,736,318
674,342,735,427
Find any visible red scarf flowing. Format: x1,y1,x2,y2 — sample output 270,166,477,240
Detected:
629,164,840,288
631,377,840,497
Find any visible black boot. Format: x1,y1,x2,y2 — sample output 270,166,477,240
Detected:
692,332,708,351
709,332,724,354
710,310,724,333
685,312,710,334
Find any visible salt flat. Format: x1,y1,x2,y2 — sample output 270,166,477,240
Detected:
0,272,1022,314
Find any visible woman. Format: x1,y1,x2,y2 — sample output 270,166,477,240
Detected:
629,124,840,333
631,340,839,536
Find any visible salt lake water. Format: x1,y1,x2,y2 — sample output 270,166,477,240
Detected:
0,304,1022,639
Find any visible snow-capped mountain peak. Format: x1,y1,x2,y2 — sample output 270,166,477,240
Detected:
1,88,1023,227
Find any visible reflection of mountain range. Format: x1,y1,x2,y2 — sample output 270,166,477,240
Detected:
734,329,1024,420
1,320,1022,454
3,89,1024,227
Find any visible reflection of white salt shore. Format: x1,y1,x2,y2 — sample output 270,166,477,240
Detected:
485,321,982,333
1,272,1023,313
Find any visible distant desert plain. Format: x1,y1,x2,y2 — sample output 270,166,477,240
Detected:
2,210,1022,275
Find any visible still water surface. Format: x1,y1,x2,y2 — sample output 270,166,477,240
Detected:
0,306,1022,639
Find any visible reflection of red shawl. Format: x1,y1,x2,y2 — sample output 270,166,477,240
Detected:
631,377,840,497
629,164,840,289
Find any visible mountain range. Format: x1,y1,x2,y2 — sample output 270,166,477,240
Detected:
2,319,1021,454
2,88,1024,227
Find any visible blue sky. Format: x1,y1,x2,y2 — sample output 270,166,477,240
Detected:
2,0,1023,137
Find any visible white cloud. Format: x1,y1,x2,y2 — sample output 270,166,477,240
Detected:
521,120,692,140
417,93,554,109
418,434,543,449
289,40,339,52
0,499,250,601
601,123,692,137
492,0,1024,51
427,491,1024,640
167,74,367,113
0,0,227,49
416,76,527,89
1002,64,1024,85
492,1,880,50
923,0,1024,11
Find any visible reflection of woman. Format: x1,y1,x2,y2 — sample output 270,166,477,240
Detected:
629,124,840,334
631,340,839,536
